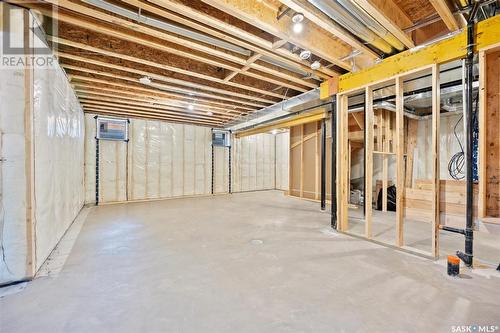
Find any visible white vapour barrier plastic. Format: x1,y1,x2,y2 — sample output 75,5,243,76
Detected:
32,29,85,271
1,5,85,284
275,132,290,191
214,146,229,194
0,52,28,282
84,115,212,203
232,134,276,192
414,113,465,181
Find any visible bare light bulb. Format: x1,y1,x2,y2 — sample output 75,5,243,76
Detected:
293,22,303,34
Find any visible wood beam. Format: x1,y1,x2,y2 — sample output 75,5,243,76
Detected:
351,0,415,48
200,0,359,70
50,36,309,95
429,0,459,31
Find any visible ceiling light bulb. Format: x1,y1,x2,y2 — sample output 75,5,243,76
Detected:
188,104,194,110
299,50,311,60
292,13,304,23
139,76,152,85
293,22,303,34
206,111,213,116
311,60,321,70
271,129,278,135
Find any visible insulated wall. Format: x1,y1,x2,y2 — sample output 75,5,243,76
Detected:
275,131,289,191
0,6,29,283
232,133,275,192
33,42,85,270
1,3,85,284
84,115,212,203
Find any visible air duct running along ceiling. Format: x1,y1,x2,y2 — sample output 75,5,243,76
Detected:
307,0,404,54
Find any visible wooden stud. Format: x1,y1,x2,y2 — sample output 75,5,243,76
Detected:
431,64,440,258
395,76,404,247
365,87,374,239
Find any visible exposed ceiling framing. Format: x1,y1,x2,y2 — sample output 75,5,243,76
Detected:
7,0,470,127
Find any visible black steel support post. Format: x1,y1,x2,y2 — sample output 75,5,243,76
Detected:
456,20,475,267
331,96,337,229
211,143,214,195
95,137,99,206
228,145,232,194
320,118,326,210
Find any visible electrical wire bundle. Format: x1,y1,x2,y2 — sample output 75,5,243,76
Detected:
448,92,479,180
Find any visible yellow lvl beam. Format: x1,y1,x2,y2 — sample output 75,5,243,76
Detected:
320,14,500,97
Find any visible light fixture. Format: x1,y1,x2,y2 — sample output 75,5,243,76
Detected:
271,129,278,135
139,76,151,85
206,111,213,116
292,13,304,34
310,60,321,70
188,104,194,110
299,50,311,60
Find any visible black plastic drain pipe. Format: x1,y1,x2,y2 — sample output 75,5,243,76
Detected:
457,19,475,267
320,118,326,211
442,12,477,267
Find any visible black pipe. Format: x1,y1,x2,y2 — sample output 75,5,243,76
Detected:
331,96,337,229
211,142,214,195
228,132,232,194
441,225,466,235
456,19,475,268
320,118,326,211
95,137,99,206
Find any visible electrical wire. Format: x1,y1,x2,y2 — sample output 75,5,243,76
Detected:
448,92,479,180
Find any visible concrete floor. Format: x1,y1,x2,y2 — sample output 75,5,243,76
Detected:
1,191,499,332
346,207,500,264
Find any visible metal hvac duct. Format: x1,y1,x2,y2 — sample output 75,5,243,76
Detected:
337,0,406,51
307,0,394,54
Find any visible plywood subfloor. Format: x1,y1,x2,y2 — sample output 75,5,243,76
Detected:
1,191,499,332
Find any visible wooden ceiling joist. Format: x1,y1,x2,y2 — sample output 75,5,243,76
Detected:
68,75,258,112
34,0,321,89
429,0,460,31
350,0,415,48
83,107,222,127
74,90,238,120
199,0,371,69
73,84,247,116
276,0,381,58
49,36,309,94
61,64,270,108
122,0,332,80
79,99,223,124
56,51,281,103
